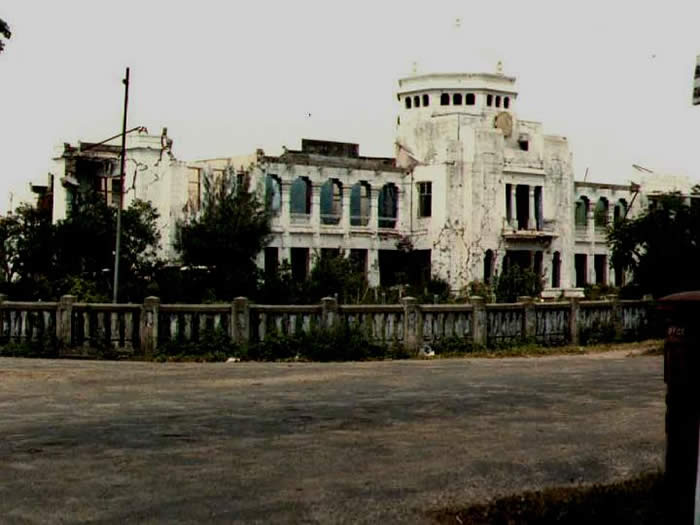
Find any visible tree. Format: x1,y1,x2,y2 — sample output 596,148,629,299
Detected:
176,169,271,300
52,193,162,301
0,18,11,54
608,194,700,298
493,264,543,303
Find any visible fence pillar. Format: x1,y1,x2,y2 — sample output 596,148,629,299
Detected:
321,297,338,330
140,296,160,358
605,294,622,340
519,296,536,341
232,297,250,344
401,296,421,354
569,297,580,345
471,296,487,348
56,295,76,348
0,294,5,339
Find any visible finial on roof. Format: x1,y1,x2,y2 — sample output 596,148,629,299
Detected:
454,17,462,30
496,60,504,75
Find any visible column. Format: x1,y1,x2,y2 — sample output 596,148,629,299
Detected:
509,185,517,228
310,183,321,229
587,208,595,284
528,185,536,230
369,186,378,229
342,184,352,232
368,248,380,287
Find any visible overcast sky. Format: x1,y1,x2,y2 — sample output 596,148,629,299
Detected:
2,1,700,212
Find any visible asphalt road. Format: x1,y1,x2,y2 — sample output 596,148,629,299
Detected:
0,350,665,524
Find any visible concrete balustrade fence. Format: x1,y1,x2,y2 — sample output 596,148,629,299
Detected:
0,294,655,358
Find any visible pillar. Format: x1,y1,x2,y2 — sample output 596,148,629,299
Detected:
369,186,378,229
509,185,517,228
56,295,76,348
232,297,250,344
528,186,536,230
402,297,421,353
141,296,160,358
321,297,338,329
471,296,487,348
569,297,580,345
519,296,536,340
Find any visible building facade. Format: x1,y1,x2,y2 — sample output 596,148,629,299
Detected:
44,66,681,295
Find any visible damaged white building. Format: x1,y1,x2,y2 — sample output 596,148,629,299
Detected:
42,64,685,295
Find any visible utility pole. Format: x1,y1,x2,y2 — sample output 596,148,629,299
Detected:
113,67,130,303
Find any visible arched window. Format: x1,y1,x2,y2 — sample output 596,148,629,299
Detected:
264,174,281,216
495,95,501,108
575,197,589,228
378,183,398,228
504,96,510,109
422,94,429,107
465,93,475,105
413,95,420,108
405,97,411,109
290,177,311,223
320,179,342,225
453,93,463,105
483,250,494,284
552,252,561,288
594,197,609,230
486,94,493,106
614,199,627,224
440,93,450,106
350,182,371,226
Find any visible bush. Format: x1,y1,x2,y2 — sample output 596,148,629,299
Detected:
154,328,243,362
0,335,59,358
493,265,543,303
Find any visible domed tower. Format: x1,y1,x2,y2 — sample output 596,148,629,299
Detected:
396,66,518,165
394,57,574,294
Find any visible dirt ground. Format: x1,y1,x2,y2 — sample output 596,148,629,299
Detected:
0,350,665,524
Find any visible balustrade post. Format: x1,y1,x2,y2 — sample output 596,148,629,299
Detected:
605,294,622,340
569,297,580,345
401,296,421,354
471,296,487,348
519,296,536,341
56,295,76,352
232,297,250,344
141,296,160,358
321,297,338,330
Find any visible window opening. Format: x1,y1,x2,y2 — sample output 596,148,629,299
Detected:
320,179,342,225
453,93,463,105
405,97,411,109
495,95,501,108
350,182,370,226
264,174,281,215
484,250,494,284
552,252,561,288
418,181,432,217
413,95,420,108
504,96,510,109
487,94,493,106
440,93,450,106
422,94,429,107
290,177,311,223
378,183,398,228
466,93,475,105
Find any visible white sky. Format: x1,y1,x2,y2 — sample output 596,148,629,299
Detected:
2,0,700,212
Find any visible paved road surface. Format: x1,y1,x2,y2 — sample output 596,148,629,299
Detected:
0,351,665,524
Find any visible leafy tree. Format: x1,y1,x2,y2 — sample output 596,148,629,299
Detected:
53,192,162,301
0,204,54,298
176,169,271,301
493,264,543,303
306,250,368,303
608,194,700,298
0,18,10,54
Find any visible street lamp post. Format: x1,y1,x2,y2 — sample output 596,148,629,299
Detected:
112,67,130,303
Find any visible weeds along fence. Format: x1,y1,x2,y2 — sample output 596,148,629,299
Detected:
0,294,655,358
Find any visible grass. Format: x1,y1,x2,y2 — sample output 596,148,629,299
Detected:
427,339,663,360
429,471,665,524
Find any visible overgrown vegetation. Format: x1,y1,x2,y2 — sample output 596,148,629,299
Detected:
429,471,665,524
493,265,543,303
609,193,700,298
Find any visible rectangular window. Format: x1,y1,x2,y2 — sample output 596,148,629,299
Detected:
575,254,587,287
291,248,309,281
264,247,278,277
187,168,201,212
418,181,432,217
594,254,607,285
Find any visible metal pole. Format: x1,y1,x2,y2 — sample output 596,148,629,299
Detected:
113,67,129,303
